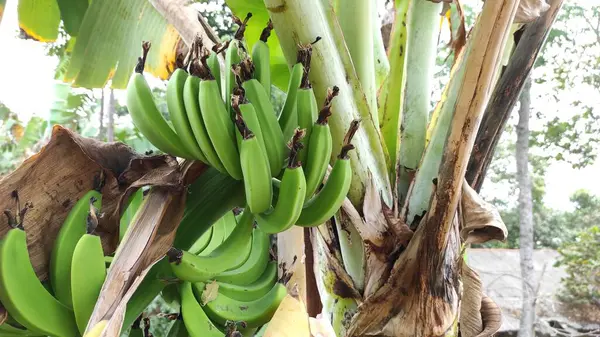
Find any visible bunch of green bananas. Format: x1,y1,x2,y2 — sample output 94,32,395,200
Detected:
156,210,285,337
0,182,144,337
126,17,359,235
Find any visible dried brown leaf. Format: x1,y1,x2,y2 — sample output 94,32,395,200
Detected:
515,0,550,23
202,281,219,305
0,125,161,279
460,263,484,337
460,180,507,244
477,295,502,337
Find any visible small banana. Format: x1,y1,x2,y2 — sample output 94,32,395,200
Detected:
251,20,273,96
225,13,252,111
126,42,191,159
255,129,307,234
50,183,103,309
221,210,238,239
167,211,254,282
187,226,213,255
0,227,78,337
217,261,278,301
71,212,107,335
166,64,208,163
201,282,287,328
206,46,223,97
198,50,243,181
295,88,318,165
239,58,286,177
180,282,224,337
198,216,226,256
296,120,359,227
215,228,270,285
304,86,339,200
184,41,228,174
235,113,273,214
278,62,303,138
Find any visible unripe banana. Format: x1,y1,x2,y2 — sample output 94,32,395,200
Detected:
218,261,277,301
184,63,227,174
199,217,226,256
236,57,286,176
179,282,224,337
167,211,254,282
251,20,273,96
225,13,252,111
187,226,213,255
0,228,78,337
51,185,103,308
235,113,273,214
126,42,191,159
200,282,287,328
278,62,303,139
215,227,270,285
198,53,243,181
71,216,107,335
304,86,339,200
256,130,307,234
206,48,222,97
167,67,208,163
232,91,267,158
296,120,359,227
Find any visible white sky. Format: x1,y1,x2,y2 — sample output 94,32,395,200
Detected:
1,0,599,211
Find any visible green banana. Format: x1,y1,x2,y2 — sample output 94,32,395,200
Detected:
167,67,208,163
174,168,245,251
119,189,143,243
187,226,213,255
221,210,238,239
217,261,277,301
232,91,266,158
255,130,307,234
296,121,358,227
126,42,191,159
184,69,227,174
70,215,107,335
0,228,78,337
304,86,338,200
235,113,273,214
50,187,102,308
201,282,287,328
198,53,243,181
225,13,252,111
295,86,318,165
278,62,303,138
215,228,271,285
168,211,254,282
243,80,286,177
251,20,273,96
180,282,224,337
206,48,222,98
199,218,226,256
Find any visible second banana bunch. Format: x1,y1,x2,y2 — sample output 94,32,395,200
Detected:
126,17,358,234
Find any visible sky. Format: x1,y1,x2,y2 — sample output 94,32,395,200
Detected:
1,0,599,211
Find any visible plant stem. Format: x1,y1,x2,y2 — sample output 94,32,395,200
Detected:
338,0,378,126
397,0,442,203
379,0,410,184
265,0,392,206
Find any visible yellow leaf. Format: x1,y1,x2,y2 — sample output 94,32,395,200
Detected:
201,280,219,305
263,293,310,337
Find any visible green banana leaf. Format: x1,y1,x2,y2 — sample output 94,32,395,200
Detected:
18,0,61,41
16,0,181,89
225,0,290,91
0,0,6,26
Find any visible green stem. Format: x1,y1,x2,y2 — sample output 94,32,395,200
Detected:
338,0,378,126
379,0,410,184
404,27,475,226
397,0,443,203
265,0,392,206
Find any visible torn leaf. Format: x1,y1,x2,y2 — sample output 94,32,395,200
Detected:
460,179,507,244
459,263,483,337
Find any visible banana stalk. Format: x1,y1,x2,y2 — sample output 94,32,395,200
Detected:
379,0,410,182
397,0,443,203
338,0,378,126
265,0,392,206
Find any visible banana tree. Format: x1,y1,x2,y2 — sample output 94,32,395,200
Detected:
0,0,565,336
